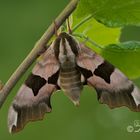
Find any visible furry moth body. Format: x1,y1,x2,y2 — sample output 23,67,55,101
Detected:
8,32,140,133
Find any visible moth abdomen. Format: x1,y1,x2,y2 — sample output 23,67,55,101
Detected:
60,68,81,87
60,62,83,90
60,77,82,90
59,67,83,105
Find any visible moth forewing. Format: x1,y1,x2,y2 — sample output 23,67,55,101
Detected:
77,43,140,112
131,86,140,107
8,37,60,133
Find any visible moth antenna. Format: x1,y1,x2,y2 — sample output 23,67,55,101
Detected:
54,21,59,37
66,18,72,34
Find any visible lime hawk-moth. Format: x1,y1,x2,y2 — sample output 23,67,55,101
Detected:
8,32,140,133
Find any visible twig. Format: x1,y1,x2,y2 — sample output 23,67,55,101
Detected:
0,0,79,109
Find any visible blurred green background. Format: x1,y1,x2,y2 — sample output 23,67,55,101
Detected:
0,0,140,140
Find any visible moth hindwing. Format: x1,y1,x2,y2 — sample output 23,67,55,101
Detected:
8,32,140,133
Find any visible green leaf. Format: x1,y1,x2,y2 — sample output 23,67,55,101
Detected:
101,41,140,79
72,15,121,52
76,0,140,27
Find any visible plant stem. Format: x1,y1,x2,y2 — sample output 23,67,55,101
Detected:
73,33,103,49
72,14,94,32
0,0,79,109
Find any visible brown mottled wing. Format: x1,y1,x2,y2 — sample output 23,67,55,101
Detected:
77,43,140,112
8,42,60,133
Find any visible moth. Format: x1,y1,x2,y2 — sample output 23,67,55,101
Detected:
8,32,140,133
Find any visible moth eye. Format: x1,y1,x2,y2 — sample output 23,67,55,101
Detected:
94,61,114,83
25,74,46,96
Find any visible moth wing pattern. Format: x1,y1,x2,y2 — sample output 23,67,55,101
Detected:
77,43,140,112
7,32,140,133
8,42,60,133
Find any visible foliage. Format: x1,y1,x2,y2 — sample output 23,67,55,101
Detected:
102,41,140,79
76,0,140,27
72,0,140,79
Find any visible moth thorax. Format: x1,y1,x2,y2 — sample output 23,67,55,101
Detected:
58,36,76,65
